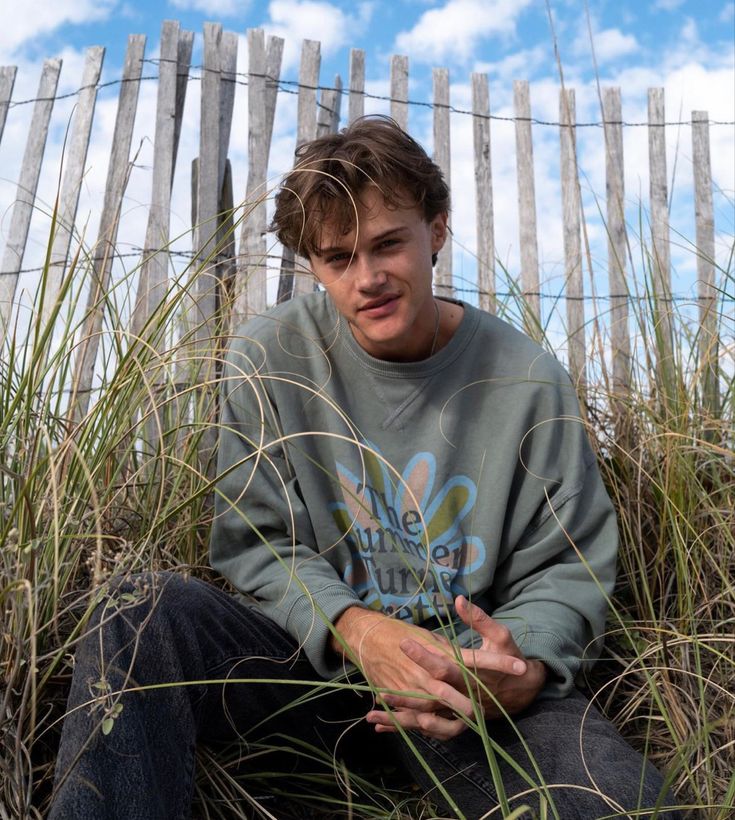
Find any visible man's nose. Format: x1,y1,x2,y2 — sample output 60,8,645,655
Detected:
353,254,387,291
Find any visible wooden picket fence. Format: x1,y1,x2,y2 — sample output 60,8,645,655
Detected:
0,21,725,424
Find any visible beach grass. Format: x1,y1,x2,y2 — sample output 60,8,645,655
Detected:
0,201,732,819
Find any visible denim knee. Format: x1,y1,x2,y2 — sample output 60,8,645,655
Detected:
100,570,198,632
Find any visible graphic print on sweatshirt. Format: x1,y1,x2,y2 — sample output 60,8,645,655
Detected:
330,444,486,623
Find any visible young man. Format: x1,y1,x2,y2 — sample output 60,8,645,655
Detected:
51,117,677,819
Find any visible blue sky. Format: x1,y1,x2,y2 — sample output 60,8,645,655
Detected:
0,0,733,333
3,1,733,94
3,1,734,80
4,2,734,111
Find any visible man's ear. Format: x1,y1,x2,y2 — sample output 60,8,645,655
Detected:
430,212,449,252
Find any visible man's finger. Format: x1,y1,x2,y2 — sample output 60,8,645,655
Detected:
400,637,463,685
403,630,526,681
378,690,437,713
384,676,476,721
454,595,520,652
366,707,468,741
458,646,528,677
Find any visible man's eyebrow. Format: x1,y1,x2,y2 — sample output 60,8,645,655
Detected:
312,243,347,258
314,226,408,257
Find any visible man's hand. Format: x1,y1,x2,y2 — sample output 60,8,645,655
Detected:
361,596,547,739
332,607,469,717
450,595,548,718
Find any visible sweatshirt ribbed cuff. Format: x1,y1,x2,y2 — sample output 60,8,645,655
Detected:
284,584,365,679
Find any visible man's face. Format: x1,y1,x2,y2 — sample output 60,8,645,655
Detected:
309,187,448,362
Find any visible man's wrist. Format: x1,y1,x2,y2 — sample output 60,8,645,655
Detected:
527,659,549,686
522,660,549,702
330,605,381,655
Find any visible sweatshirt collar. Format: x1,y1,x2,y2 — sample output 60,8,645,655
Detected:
331,296,480,378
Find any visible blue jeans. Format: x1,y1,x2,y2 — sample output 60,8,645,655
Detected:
50,572,679,819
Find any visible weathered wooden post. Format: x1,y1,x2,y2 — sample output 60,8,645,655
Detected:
513,79,540,333
0,58,62,339
692,110,720,422
72,35,147,420
391,55,409,131
0,66,17,144
472,72,495,314
433,67,452,298
559,88,585,388
317,75,342,137
41,47,105,327
278,39,321,303
233,29,283,327
603,87,631,445
130,21,192,461
184,24,238,471
348,49,365,124
132,21,192,340
192,22,225,344
213,31,240,317
648,87,675,401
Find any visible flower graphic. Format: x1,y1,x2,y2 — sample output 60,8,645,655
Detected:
330,443,486,621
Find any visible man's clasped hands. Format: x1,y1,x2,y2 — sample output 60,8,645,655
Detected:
333,595,548,741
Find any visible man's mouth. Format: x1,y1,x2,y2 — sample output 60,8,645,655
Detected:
359,294,400,312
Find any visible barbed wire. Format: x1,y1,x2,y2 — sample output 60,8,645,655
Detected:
3,58,734,129
5,249,730,304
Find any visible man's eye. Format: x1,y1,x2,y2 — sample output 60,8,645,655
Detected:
379,239,399,249
327,253,349,265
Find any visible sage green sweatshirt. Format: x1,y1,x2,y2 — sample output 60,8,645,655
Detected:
210,292,618,696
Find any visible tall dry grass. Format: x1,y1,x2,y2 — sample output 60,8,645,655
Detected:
0,193,732,819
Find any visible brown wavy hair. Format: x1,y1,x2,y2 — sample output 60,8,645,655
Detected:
270,116,450,258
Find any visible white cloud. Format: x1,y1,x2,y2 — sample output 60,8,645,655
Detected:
574,27,640,64
720,3,735,23
394,0,533,65
680,18,700,46
474,46,548,81
262,0,373,71
654,0,685,10
0,0,117,61
168,0,247,15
